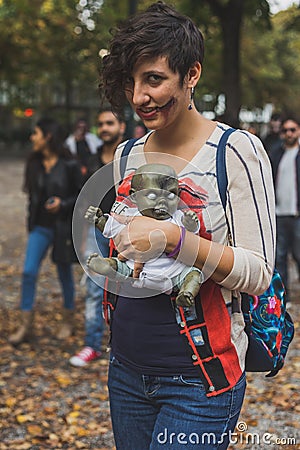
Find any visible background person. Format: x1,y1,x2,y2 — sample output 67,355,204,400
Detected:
97,2,276,449
9,118,83,345
263,112,283,155
69,108,126,367
269,116,300,301
65,118,102,178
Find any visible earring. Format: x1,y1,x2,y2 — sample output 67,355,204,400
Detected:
188,86,195,110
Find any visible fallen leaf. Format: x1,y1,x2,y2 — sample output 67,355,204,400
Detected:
27,424,43,435
16,414,34,423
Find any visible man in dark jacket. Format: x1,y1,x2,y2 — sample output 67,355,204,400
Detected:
269,117,300,300
263,113,282,156
70,109,126,366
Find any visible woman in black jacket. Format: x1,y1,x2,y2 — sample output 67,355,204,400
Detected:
9,118,83,345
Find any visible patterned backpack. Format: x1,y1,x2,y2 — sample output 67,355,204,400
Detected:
217,128,295,376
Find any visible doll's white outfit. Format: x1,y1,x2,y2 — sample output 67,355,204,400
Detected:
102,208,202,293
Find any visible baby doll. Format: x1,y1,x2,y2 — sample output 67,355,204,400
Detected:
85,163,203,307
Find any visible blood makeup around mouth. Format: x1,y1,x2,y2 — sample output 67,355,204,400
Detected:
137,97,176,120
156,98,175,111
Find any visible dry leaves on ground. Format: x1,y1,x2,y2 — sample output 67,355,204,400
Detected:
0,159,299,450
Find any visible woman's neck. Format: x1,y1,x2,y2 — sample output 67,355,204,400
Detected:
146,111,216,157
42,148,56,159
42,149,58,172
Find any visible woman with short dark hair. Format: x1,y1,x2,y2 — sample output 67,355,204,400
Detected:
95,3,275,449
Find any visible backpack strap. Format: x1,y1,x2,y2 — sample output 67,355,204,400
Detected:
119,138,138,181
216,127,236,209
216,127,236,248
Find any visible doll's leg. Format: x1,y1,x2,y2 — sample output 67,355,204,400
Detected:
87,253,118,277
176,269,202,307
86,254,133,281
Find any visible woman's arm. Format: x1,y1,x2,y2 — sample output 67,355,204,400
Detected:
220,131,275,294
113,216,234,283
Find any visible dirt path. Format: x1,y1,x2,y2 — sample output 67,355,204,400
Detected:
0,158,299,449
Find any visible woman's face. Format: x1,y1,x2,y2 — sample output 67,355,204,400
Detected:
125,56,189,130
30,126,48,152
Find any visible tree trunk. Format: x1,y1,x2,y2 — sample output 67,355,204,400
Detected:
204,0,244,127
128,0,137,15
220,2,243,127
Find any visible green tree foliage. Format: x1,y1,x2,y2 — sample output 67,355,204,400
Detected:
179,0,272,126
242,5,300,116
0,0,125,126
0,0,299,134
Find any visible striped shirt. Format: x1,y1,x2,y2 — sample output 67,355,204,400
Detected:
110,122,275,395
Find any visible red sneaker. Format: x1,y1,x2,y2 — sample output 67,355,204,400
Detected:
69,346,102,367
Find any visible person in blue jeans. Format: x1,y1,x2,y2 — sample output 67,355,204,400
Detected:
69,226,109,366
69,108,126,366
97,3,275,449
9,118,82,345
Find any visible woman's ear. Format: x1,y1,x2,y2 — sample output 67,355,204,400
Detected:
187,62,202,88
45,132,52,143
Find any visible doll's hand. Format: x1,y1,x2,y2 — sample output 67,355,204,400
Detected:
181,210,199,233
84,205,103,224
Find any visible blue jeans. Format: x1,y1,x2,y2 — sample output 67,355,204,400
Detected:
276,216,300,293
84,226,109,351
108,357,246,450
21,226,74,311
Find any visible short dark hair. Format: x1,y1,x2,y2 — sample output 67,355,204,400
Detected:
270,113,282,122
101,1,204,115
97,106,125,123
281,116,299,127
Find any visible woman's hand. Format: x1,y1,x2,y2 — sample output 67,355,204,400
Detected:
45,196,61,214
112,213,179,263
111,213,234,282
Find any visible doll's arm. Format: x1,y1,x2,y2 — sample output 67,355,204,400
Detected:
84,205,108,232
181,210,200,233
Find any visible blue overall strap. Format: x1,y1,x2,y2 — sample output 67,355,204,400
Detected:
119,138,138,180
216,127,236,209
